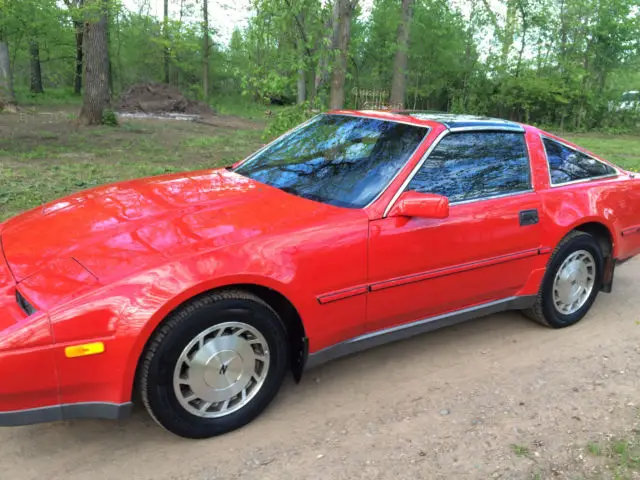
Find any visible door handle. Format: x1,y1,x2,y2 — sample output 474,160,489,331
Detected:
519,209,539,226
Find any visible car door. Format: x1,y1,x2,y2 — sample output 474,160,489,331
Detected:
366,130,543,332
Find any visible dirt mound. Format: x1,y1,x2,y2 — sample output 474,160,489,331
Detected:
117,83,214,116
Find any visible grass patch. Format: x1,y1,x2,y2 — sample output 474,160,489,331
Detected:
564,133,640,171
511,444,530,457
584,434,640,479
14,87,82,107
0,106,264,221
587,441,603,456
210,94,287,120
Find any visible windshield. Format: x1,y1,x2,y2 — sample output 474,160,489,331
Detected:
621,91,639,102
234,114,428,208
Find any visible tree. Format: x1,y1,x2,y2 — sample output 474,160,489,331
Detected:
0,2,17,112
163,0,170,84
202,0,209,100
329,0,358,109
0,40,17,112
390,0,414,107
79,0,111,125
63,0,85,95
29,40,44,93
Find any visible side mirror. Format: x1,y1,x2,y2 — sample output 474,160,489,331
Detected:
388,191,449,219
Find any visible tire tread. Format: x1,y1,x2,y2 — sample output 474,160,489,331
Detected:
525,230,593,327
138,289,278,436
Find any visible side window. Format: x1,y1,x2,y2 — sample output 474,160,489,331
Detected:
406,132,530,203
542,137,617,185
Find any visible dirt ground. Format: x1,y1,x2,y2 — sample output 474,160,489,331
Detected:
1,259,638,479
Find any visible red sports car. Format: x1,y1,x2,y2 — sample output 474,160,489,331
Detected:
1,111,639,438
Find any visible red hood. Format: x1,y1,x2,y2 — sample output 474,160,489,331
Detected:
1,169,332,283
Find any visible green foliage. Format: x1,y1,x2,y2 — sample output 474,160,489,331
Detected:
14,88,80,106
0,0,638,131
262,102,320,140
101,109,118,126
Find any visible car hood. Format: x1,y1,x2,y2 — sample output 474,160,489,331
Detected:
1,168,332,284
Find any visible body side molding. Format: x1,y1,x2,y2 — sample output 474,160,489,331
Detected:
370,249,541,292
318,248,549,303
305,296,537,369
621,225,640,237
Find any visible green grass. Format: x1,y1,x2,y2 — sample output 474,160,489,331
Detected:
583,434,640,480
511,444,530,457
587,441,603,456
210,93,286,120
14,87,82,107
0,107,264,221
564,133,640,171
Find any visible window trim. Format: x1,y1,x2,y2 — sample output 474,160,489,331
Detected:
540,134,621,188
383,130,534,217
448,124,525,133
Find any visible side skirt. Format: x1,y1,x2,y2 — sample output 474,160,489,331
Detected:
305,296,536,370
0,402,133,427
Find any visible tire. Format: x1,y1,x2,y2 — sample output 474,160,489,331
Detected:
139,290,289,439
525,231,604,328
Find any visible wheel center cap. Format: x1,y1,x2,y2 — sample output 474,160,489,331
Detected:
204,350,243,389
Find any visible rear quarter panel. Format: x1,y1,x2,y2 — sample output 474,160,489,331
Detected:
527,128,640,259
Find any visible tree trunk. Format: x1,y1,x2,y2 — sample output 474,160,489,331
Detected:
307,67,317,101
79,0,111,125
163,0,170,84
329,0,356,110
501,0,517,67
390,0,414,108
202,0,209,101
294,10,307,105
297,67,306,104
0,41,17,112
30,41,44,94
314,14,334,93
73,20,84,95
515,3,527,77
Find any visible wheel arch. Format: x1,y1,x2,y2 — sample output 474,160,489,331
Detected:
563,220,615,293
572,221,614,258
128,282,308,403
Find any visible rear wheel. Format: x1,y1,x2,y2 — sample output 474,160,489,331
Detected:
139,290,289,439
526,231,604,328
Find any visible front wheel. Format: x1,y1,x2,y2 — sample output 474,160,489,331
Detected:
139,290,289,439
525,231,604,328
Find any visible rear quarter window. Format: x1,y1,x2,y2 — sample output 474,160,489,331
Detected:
542,137,617,185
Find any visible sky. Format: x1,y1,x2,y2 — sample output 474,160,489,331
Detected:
123,0,254,44
122,0,374,45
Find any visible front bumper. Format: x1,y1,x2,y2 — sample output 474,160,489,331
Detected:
0,240,61,418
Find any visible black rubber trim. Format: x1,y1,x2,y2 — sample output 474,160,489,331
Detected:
306,295,536,369
0,402,133,427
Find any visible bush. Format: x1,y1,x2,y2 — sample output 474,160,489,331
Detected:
102,109,119,126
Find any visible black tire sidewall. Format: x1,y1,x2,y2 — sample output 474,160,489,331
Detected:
144,297,289,439
541,234,603,328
